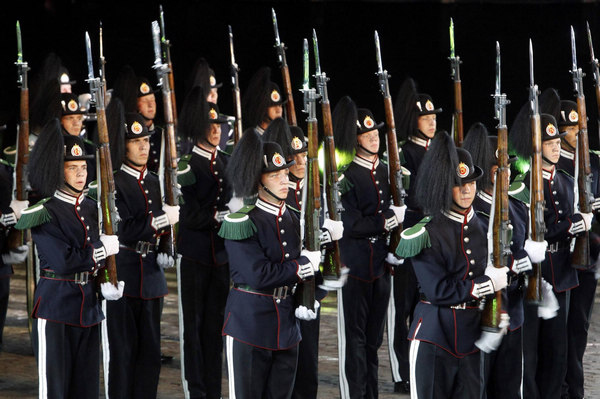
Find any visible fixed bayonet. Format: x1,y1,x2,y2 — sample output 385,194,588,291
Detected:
272,8,283,64
374,30,390,98
15,21,29,89
152,21,163,71
449,18,463,145
16,21,23,65
572,26,583,95
493,42,510,128
313,29,329,103
85,32,95,81
529,40,539,115
588,22,599,80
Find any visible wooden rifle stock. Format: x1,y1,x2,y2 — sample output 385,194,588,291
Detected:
453,80,464,147
280,63,297,127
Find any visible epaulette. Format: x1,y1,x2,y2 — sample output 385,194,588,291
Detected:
508,173,529,204
176,154,196,187
475,209,490,219
337,173,354,196
0,157,13,168
401,166,411,190
286,204,300,214
83,138,97,148
590,149,600,157
557,168,574,179
380,157,388,166
223,140,235,155
398,143,406,166
218,205,257,241
395,216,432,258
2,146,16,165
14,197,52,230
218,148,230,157
87,181,98,201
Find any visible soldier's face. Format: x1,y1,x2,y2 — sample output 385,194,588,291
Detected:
126,136,150,167
452,181,476,210
289,152,307,179
61,114,84,136
356,130,380,156
137,94,156,121
561,126,578,149
417,114,437,138
267,105,283,121
542,138,561,165
207,88,219,104
206,123,222,147
260,168,290,202
63,160,88,193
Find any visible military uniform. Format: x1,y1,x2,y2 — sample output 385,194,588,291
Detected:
0,160,16,348
147,123,165,174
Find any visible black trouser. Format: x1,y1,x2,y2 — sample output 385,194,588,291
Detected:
522,290,570,399
564,270,597,399
180,259,230,399
410,339,480,399
33,318,99,399
104,296,162,399
292,307,321,399
0,276,9,346
339,274,391,399
226,335,299,399
389,260,419,383
480,327,522,399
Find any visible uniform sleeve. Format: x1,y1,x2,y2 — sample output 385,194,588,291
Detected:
341,184,393,238
115,186,165,244
180,183,217,231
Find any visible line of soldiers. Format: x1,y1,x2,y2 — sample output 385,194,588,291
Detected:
1,25,600,399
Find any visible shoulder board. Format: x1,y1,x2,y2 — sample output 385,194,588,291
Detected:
398,145,406,165
475,209,490,219
401,166,411,190
148,170,160,178
380,158,388,166
590,149,600,157
508,180,529,204
557,168,574,179
286,204,300,213
223,140,235,155
337,173,354,196
86,181,98,201
395,216,432,258
2,146,16,165
218,205,257,241
218,148,230,157
0,157,13,168
14,197,52,230
83,138,96,147
177,154,196,187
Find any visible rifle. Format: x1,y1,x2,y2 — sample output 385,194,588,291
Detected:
449,18,464,147
85,31,119,287
271,8,297,126
570,26,593,270
298,38,320,311
374,31,406,256
152,20,180,258
229,25,243,144
159,5,178,129
588,22,600,145
525,40,545,304
481,42,511,331
99,22,107,104
313,29,344,281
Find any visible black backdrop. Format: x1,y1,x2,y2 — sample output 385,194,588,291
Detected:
1,0,600,150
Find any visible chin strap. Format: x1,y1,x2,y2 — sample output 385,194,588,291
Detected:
357,144,378,156
542,155,557,166
64,181,83,194
451,200,469,213
260,182,287,202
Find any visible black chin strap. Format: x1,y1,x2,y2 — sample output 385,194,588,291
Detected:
542,155,557,166
64,181,83,194
561,138,576,153
415,129,431,140
357,144,378,156
200,137,217,149
452,200,469,213
260,182,287,202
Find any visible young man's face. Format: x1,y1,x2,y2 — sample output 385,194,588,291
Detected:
417,114,437,138
260,168,290,202
126,136,150,167
288,152,307,179
64,160,88,193
137,94,157,122
452,181,476,210
542,138,561,165
356,130,380,156
61,114,84,136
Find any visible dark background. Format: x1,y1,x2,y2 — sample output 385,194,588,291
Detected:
2,0,600,150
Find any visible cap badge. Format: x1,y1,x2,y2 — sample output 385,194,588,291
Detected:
60,73,70,84
568,110,578,123
131,121,143,135
71,144,83,157
546,123,557,136
291,136,303,150
425,100,434,111
209,75,217,87
140,82,151,95
209,108,218,120
272,152,285,167
271,90,281,103
457,162,469,178
364,116,375,129
68,99,78,112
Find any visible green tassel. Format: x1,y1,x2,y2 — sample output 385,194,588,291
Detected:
177,165,196,187
87,181,98,201
395,216,432,258
3,146,16,164
218,206,257,240
15,197,52,230
401,166,411,190
508,180,529,204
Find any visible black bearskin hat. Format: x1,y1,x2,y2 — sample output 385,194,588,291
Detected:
111,65,139,113
185,57,222,100
263,117,294,160
332,96,358,165
30,79,62,133
178,85,210,144
539,87,561,121
226,128,266,198
558,100,579,127
105,97,126,169
463,123,495,190
241,66,286,129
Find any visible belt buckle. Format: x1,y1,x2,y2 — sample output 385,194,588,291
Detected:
75,272,89,285
135,241,152,257
451,302,466,310
273,286,288,303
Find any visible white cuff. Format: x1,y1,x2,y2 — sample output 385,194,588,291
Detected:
151,213,170,230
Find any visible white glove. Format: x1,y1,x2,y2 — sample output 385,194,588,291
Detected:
485,265,509,291
538,279,559,320
386,252,404,266
475,313,510,353
157,253,175,268
592,197,600,212
162,204,180,225
214,210,230,223
319,266,350,290
301,249,322,272
389,204,407,224
9,199,29,219
227,196,244,213
99,234,120,257
581,212,594,231
524,239,548,263
101,280,125,301
322,218,344,241
1,245,29,265
511,256,533,274
297,261,315,280
295,300,320,321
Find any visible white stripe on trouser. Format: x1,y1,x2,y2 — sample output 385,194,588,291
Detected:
226,335,236,399
101,300,110,399
386,277,401,381
337,288,350,399
409,339,420,399
38,318,47,399
176,257,190,398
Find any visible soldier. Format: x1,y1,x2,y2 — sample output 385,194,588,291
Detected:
103,111,179,399
219,129,321,399
176,86,232,399
14,119,122,398
241,66,286,134
387,77,442,393
395,131,508,398
332,96,405,398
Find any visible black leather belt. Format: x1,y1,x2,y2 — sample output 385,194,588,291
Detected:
120,241,155,257
419,293,480,310
233,283,297,303
40,269,94,285
547,241,570,253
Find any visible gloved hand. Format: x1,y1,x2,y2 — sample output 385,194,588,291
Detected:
321,218,344,241
227,196,244,213
301,249,322,272
538,279,559,320
485,265,509,291
389,204,407,224
319,266,350,290
1,245,28,265
524,239,548,263
101,280,125,301
157,253,175,268
475,313,510,353
9,199,29,219
214,210,230,223
386,252,404,266
581,212,594,231
99,234,120,257
511,256,533,274
163,204,180,225
295,300,320,321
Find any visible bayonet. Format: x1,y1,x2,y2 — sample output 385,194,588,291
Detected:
450,18,455,59
449,18,463,146
493,41,510,128
272,8,282,63
85,32,95,81
529,39,539,115
152,21,163,72
229,25,243,143
313,29,329,103
374,30,389,98
16,21,23,65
